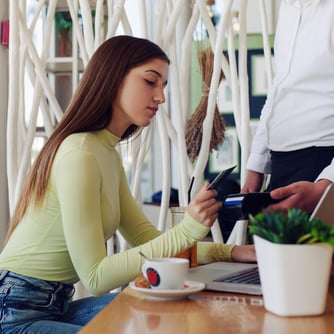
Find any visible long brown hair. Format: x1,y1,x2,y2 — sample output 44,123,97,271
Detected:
6,35,170,240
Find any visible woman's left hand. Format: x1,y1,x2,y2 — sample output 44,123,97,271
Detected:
231,245,257,263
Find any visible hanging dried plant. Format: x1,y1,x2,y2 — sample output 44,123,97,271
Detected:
185,47,226,162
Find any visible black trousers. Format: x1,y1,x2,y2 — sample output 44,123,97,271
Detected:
267,146,334,191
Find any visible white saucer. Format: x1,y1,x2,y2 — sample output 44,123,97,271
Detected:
129,280,205,301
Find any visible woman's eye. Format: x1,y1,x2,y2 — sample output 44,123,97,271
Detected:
145,79,155,86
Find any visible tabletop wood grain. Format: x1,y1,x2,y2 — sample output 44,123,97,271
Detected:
80,262,334,334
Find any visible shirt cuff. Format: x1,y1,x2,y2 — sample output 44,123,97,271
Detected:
196,242,235,264
246,152,272,174
315,164,334,183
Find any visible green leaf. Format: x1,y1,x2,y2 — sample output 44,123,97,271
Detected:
248,208,334,245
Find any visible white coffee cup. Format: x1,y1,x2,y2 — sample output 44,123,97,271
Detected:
142,257,189,289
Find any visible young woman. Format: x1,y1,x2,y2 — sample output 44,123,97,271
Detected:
0,35,255,333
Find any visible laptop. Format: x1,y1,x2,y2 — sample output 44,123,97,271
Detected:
187,184,334,295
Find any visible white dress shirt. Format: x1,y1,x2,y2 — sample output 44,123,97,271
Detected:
246,0,334,182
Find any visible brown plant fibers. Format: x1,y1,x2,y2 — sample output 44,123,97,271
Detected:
185,47,226,162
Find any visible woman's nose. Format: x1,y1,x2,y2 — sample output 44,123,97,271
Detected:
153,89,165,104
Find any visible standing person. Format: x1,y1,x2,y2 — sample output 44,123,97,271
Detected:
242,0,334,213
0,35,255,333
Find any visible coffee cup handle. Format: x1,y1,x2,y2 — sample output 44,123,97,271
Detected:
142,262,148,280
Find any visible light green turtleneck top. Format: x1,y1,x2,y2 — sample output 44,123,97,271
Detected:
0,129,234,296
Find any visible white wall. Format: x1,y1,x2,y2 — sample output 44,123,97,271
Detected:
215,0,282,34
0,1,9,249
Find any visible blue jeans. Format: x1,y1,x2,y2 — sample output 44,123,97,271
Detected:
0,270,118,333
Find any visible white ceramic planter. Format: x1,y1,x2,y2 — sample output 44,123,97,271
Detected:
254,235,333,317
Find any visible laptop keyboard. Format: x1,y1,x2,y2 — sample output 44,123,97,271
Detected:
214,267,261,285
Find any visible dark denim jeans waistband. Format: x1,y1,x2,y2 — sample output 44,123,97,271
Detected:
0,270,74,299
0,270,9,282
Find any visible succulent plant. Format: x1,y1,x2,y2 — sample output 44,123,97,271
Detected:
248,208,334,246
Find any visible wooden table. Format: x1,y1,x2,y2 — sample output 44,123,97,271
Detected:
80,264,334,334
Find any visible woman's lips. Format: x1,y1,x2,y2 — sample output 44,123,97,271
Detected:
148,107,158,116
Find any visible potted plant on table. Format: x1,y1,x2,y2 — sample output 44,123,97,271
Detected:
248,208,334,317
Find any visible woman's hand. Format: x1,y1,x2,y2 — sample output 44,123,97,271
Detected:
231,245,257,263
186,183,221,228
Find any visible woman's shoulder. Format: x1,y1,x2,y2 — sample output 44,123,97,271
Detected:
52,132,101,173
58,132,92,153
55,130,120,163
60,130,119,152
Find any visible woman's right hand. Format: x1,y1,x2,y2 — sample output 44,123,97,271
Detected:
186,183,221,228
